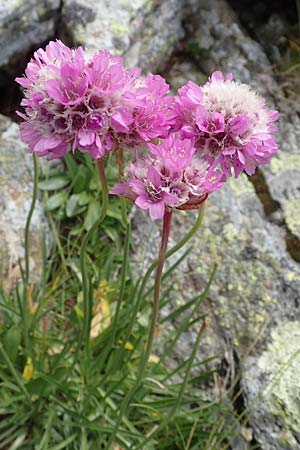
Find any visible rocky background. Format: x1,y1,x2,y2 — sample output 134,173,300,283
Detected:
0,1,300,449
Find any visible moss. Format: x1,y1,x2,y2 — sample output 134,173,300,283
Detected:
284,197,300,237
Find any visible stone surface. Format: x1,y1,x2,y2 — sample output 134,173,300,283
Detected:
61,0,185,72
0,0,60,68
132,168,300,448
0,115,51,291
157,0,300,447
244,321,300,450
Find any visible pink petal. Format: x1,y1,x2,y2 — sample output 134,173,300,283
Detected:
230,114,249,135
163,192,179,205
147,165,161,189
135,196,151,210
77,130,95,146
149,202,165,220
130,179,146,196
111,109,133,132
237,150,245,164
45,79,62,102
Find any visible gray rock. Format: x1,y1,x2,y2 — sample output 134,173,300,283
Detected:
243,321,300,450
62,0,185,72
0,0,60,68
161,1,300,447
184,0,300,243
132,164,300,448
0,115,51,291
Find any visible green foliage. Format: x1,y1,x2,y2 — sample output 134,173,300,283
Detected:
0,267,231,449
40,152,123,238
0,152,235,449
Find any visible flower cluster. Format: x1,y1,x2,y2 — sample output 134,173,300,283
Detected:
17,41,279,220
174,71,279,178
16,40,172,159
111,135,223,219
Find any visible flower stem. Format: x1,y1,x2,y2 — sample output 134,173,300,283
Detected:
24,152,39,285
134,318,210,450
110,146,131,344
23,152,38,354
111,220,131,346
107,209,173,449
117,147,128,226
138,202,206,312
106,202,206,381
81,158,109,359
107,204,206,449
139,208,173,374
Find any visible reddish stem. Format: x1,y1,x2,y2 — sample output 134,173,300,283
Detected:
143,208,173,367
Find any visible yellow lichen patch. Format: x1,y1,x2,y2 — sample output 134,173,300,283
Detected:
270,154,300,175
228,173,255,195
223,223,239,242
287,272,298,281
90,280,113,340
284,197,300,236
23,357,34,382
257,321,300,433
109,20,130,36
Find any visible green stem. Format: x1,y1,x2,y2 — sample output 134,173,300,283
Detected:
139,202,205,306
137,208,173,377
107,203,205,449
170,317,210,415
81,158,109,357
111,221,131,346
112,146,130,342
106,202,206,385
135,318,210,450
25,152,39,285
23,152,38,354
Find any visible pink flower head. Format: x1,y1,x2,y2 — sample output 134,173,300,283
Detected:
16,41,175,159
131,165,178,220
129,74,174,143
149,135,195,171
110,135,224,220
45,47,88,106
175,71,279,178
111,161,178,220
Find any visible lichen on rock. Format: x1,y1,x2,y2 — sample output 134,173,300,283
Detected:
0,115,51,291
62,0,185,72
244,321,300,450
